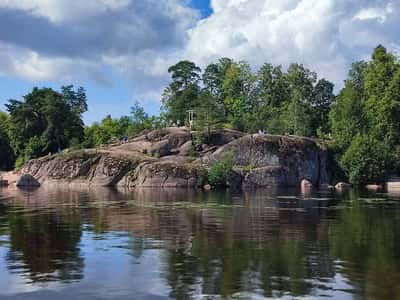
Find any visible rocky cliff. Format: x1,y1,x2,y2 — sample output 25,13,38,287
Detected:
14,127,330,189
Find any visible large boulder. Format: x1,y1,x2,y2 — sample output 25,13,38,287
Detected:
335,182,351,192
209,134,329,187
301,179,314,192
16,174,40,188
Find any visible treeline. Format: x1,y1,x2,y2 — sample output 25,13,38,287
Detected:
1,45,400,185
162,59,334,136
0,87,160,169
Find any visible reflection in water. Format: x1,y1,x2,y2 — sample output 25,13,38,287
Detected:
0,186,399,299
6,210,83,283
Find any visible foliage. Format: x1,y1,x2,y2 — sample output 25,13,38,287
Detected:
329,64,367,151
194,91,225,140
208,153,234,186
0,111,14,170
162,59,334,137
162,61,202,124
340,134,392,185
14,155,25,169
82,102,164,148
6,86,87,163
330,45,400,184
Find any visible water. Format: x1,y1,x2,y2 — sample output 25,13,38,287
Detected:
0,186,399,300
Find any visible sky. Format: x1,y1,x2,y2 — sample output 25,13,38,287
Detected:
0,0,399,124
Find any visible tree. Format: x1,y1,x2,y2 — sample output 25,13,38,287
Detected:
0,111,14,170
202,57,234,118
286,63,317,103
162,61,202,124
222,61,256,131
126,101,153,135
330,46,400,184
254,63,290,133
195,91,225,140
340,134,392,185
283,89,312,136
6,86,88,162
311,78,335,135
364,45,400,146
329,61,368,150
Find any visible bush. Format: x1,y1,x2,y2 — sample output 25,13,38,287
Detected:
208,152,234,186
25,136,46,159
340,134,392,185
15,156,25,169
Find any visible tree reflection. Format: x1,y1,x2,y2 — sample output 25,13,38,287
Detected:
161,190,400,299
162,191,338,298
331,190,400,299
6,210,84,283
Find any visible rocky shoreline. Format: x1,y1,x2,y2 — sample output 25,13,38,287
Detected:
2,127,332,190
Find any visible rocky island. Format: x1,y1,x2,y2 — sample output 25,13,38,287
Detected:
3,127,330,190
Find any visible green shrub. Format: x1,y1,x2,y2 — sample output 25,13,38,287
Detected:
208,152,234,186
340,134,392,185
15,156,25,169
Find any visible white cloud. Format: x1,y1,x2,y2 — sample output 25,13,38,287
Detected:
354,3,394,23
0,0,131,23
0,0,198,100
183,0,400,88
0,0,400,106
0,41,109,84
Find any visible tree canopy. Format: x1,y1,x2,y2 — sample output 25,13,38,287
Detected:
5,86,88,166
330,45,400,184
162,59,335,137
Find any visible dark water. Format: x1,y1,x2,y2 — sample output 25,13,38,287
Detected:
0,186,399,300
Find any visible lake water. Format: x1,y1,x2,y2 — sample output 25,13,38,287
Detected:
0,186,399,299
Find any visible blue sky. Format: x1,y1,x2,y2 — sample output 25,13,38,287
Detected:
0,0,399,124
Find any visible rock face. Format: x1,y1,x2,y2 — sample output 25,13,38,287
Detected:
208,134,329,188
17,128,330,189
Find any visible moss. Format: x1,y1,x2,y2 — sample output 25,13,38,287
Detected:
61,149,97,161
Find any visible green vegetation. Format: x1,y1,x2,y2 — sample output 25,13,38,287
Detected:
1,44,400,186
0,111,14,170
82,101,165,148
330,45,400,184
162,59,334,136
340,134,391,185
208,153,234,186
0,90,163,169
3,86,87,169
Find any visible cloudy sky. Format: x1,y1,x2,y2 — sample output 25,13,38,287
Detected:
0,0,399,124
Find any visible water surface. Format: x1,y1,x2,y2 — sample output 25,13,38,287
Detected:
0,186,399,299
